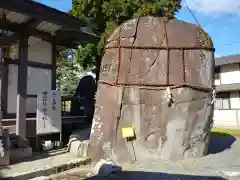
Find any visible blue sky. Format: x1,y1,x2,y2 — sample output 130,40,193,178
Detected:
39,0,240,57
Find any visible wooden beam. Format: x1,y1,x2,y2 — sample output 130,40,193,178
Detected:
4,58,54,69
19,18,44,37
27,61,53,69
0,1,99,45
0,17,52,42
26,94,37,98
5,113,36,119
16,35,28,146
55,30,99,43
0,0,87,30
0,13,20,44
2,18,45,45
21,18,43,30
1,18,97,49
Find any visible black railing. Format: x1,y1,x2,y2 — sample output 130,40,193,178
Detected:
61,95,86,117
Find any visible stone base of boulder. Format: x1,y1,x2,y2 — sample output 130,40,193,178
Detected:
67,128,91,158
68,140,89,158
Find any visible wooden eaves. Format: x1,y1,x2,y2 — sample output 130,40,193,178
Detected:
0,0,99,49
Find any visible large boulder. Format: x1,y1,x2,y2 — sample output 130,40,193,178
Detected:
88,16,215,162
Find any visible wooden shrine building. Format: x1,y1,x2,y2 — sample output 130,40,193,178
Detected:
0,0,98,152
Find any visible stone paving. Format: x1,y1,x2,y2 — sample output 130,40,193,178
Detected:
46,140,240,180
0,149,90,179
52,139,240,180
2,134,240,180
117,139,240,179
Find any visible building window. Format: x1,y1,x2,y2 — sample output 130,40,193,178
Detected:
214,67,220,80
215,92,230,109
215,99,222,109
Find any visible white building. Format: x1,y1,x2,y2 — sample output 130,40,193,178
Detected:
214,54,240,129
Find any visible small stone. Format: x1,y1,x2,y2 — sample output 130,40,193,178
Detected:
91,159,122,177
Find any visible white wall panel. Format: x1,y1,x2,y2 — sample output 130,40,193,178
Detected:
220,64,240,84
230,91,240,109
28,36,52,64
7,65,52,114
7,64,18,113
27,67,52,95
213,109,238,128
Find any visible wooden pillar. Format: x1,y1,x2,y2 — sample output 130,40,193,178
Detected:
51,40,57,90
1,48,9,119
16,35,28,145
1,63,8,119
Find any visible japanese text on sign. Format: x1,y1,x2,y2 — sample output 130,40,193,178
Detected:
36,90,62,135
42,91,48,128
52,91,56,112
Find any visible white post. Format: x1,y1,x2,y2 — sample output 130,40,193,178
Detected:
0,47,4,157
0,108,4,157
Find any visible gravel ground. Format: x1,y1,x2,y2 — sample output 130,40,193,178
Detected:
47,133,240,180
50,169,90,180
117,134,240,179
30,166,93,180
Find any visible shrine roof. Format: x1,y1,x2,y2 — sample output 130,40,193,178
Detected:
0,0,99,48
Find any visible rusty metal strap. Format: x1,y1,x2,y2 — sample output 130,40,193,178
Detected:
105,45,215,51
95,97,211,108
98,80,212,92
104,18,214,95
115,26,122,84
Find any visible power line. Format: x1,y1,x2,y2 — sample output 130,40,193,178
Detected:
184,2,240,48
221,40,240,47
184,1,202,27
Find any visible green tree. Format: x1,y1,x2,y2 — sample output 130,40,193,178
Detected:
56,49,80,95
71,0,182,76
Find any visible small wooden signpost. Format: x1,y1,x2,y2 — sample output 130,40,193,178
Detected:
36,90,62,149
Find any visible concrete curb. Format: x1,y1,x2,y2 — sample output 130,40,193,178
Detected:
220,170,240,180
38,166,92,180
5,158,91,180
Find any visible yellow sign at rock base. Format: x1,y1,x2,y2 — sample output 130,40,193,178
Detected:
122,127,135,138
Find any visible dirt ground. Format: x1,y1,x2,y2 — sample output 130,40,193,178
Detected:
48,166,91,180
21,132,240,180
48,133,240,180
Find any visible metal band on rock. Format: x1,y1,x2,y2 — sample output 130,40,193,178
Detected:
116,25,121,84
102,19,214,94
105,46,215,51
98,80,212,92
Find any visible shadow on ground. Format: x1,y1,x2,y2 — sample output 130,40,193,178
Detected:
86,171,226,180
0,165,10,178
208,132,236,154
84,164,225,180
